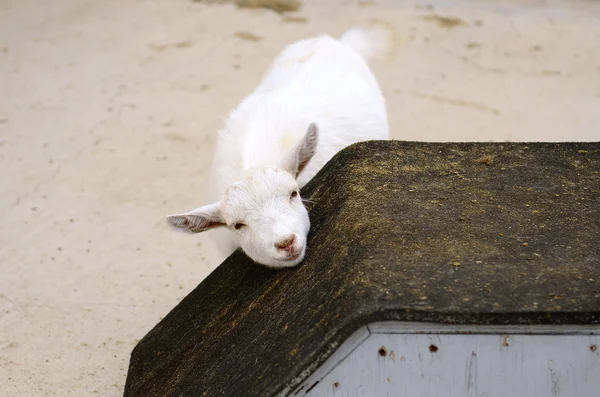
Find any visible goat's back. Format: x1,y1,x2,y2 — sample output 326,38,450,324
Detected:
216,34,389,187
205,32,390,256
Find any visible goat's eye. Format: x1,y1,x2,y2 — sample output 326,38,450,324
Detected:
290,191,298,200
234,223,245,230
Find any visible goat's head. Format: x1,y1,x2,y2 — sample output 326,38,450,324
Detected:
166,123,318,268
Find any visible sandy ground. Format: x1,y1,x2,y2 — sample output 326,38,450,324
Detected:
1,0,599,395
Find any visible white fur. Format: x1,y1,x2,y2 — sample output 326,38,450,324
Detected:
167,26,391,268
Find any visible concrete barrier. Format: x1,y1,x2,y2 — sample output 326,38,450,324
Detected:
124,141,600,397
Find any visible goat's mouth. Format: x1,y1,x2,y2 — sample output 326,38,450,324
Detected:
277,247,303,262
280,251,300,262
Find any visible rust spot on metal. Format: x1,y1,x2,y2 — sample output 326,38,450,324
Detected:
378,346,387,357
429,344,439,353
591,344,597,352
333,382,340,389
503,334,510,347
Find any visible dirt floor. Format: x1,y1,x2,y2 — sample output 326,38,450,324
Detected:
1,0,599,395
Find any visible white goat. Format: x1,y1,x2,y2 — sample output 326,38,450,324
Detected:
167,26,392,268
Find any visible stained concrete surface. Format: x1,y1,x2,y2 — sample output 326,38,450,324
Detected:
0,0,599,395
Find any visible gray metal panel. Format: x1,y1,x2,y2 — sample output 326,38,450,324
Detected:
296,322,600,397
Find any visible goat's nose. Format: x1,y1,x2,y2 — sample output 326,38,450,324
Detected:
274,235,295,250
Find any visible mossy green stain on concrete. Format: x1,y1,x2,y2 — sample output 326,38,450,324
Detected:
124,141,600,397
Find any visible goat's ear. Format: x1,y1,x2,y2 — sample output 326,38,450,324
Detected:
289,122,318,178
166,202,225,234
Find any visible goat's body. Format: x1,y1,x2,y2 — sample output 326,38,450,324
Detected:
207,29,391,256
